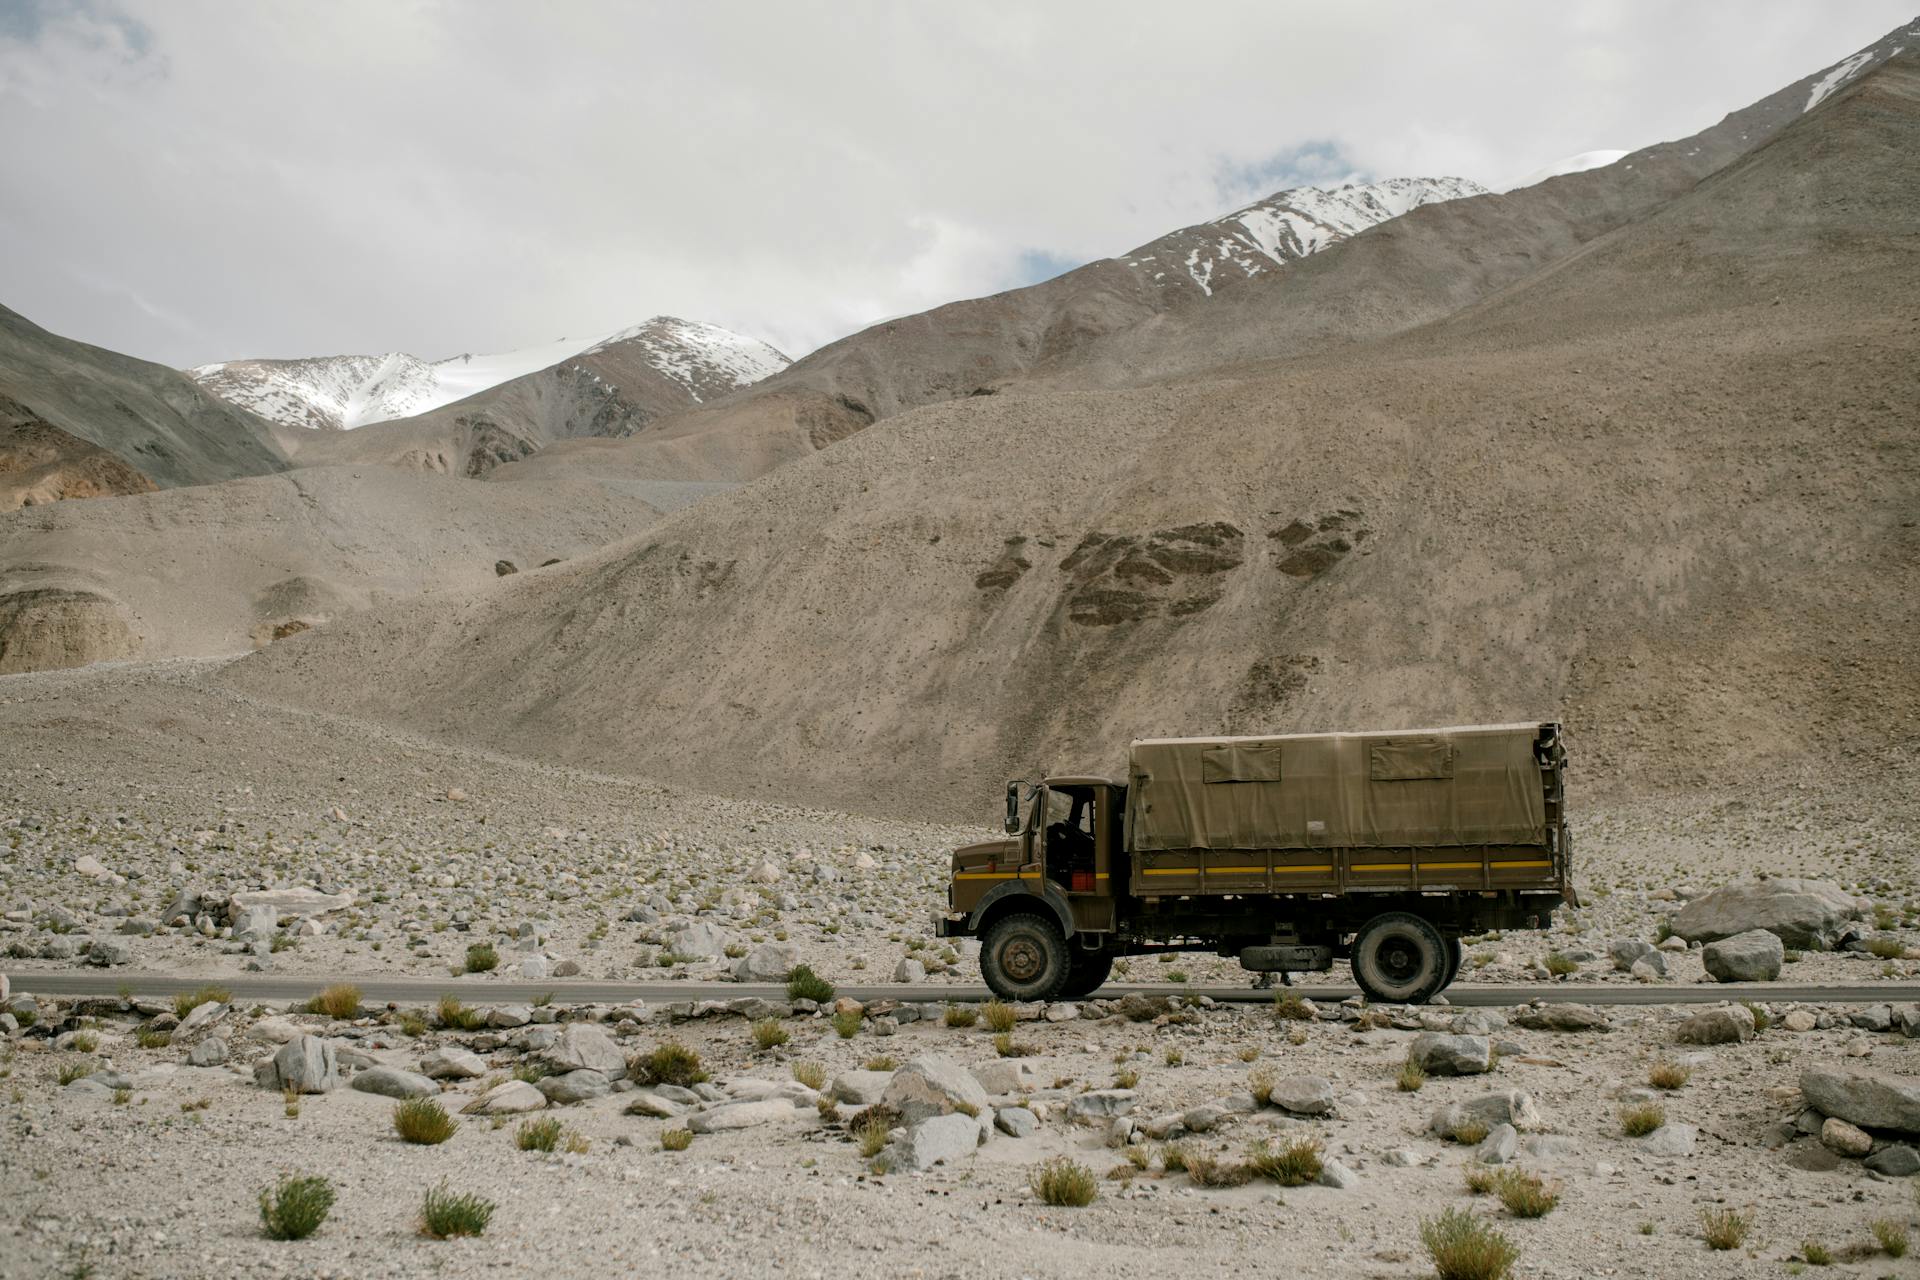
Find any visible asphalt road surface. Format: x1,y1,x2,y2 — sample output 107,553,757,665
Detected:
15,971,1920,1008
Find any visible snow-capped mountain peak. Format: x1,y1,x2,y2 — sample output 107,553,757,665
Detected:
1119,176,1488,297
190,317,789,432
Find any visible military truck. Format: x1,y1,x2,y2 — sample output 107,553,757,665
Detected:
936,722,1571,1004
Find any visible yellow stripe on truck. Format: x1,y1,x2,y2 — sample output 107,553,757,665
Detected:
952,870,1042,881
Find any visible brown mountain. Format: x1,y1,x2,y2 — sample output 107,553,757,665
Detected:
219,42,1920,820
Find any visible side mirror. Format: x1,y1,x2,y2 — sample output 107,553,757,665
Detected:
1004,783,1021,834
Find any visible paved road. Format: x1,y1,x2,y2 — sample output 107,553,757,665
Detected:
15,971,1920,1008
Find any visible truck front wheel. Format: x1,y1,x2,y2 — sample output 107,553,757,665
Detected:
981,913,1070,1002
1351,912,1449,1005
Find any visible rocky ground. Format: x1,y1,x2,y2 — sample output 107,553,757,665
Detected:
4,658,1920,1278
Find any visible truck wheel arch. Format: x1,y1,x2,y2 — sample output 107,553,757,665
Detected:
968,880,1075,940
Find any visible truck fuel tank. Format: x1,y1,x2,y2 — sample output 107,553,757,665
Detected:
1238,944,1335,972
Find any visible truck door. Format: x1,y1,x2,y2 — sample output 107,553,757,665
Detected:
1043,784,1115,931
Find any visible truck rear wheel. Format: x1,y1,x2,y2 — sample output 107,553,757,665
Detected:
980,912,1069,1002
1442,935,1463,989
1060,949,1113,999
1351,912,1448,1005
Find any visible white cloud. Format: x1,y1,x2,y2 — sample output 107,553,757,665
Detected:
0,0,1911,368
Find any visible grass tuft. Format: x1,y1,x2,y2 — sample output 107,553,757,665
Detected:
1801,1239,1833,1266
983,1000,1017,1034
629,1042,709,1087
259,1174,334,1241
791,1061,827,1091
1700,1206,1750,1251
1451,1118,1490,1146
751,1018,790,1050
393,1097,458,1145
1248,1065,1275,1105
464,943,499,974
306,984,361,1020
786,964,834,1003
1493,1167,1559,1217
435,994,487,1031
1398,1056,1427,1092
1872,1216,1909,1258
1273,992,1313,1021
515,1117,564,1152
136,1029,172,1050
418,1183,494,1238
862,1054,897,1072
660,1127,693,1151
1543,952,1577,977
854,1110,893,1158
831,1009,863,1039
1463,1162,1498,1194
1420,1208,1520,1280
1619,1102,1665,1137
1648,1059,1690,1090
1249,1135,1323,1187
942,1003,978,1028
1029,1156,1098,1207
1185,1153,1254,1187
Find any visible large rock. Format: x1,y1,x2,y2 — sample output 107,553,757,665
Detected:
231,906,280,943
1409,1033,1492,1076
1609,939,1656,970
887,1113,982,1171
420,1047,486,1080
537,1070,612,1104
461,1080,546,1114
1676,1006,1756,1045
230,887,353,918
1641,1123,1697,1157
187,1036,229,1066
970,1060,1042,1095
1066,1090,1137,1122
830,1070,894,1106
1670,878,1861,950
665,922,735,960
260,1034,340,1094
1510,1004,1611,1032
538,1023,626,1077
882,1056,990,1124
85,937,133,967
1429,1090,1543,1136
1801,1064,1920,1135
1269,1076,1336,1116
732,943,798,982
1702,929,1785,982
349,1065,438,1099
175,1000,226,1036
687,1098,796,1133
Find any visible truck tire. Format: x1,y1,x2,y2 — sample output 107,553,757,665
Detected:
1060,950,1113,999
1351,912,1449,1005
981,913,1070,1002
1442,935,1463,990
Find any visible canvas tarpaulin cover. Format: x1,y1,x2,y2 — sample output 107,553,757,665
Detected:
1127,724,1547,851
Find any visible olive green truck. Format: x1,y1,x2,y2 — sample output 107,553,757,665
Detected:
936,722,1571,1004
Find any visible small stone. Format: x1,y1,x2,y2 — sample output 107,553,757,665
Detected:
1067,1090,1137,1122
732,943,798,982
537,1070,612,1104
892,957,927,983
1865,1145,1920,1177
265,1035,340,1094
420,1048,486,1080
1784,1010,1818,1033
1475,1124,1519,1164
883,1056,991,1125
995,1107,1038,1138
1676,1006,1755,1045
85,937,133,967
887,1113,981,1171
539,1023,626,1077
830,1071,894,1106
186,1036,229,1067
624,1092,687,1119
970,1060,1041,1095
1269,1076,1336,1116
1316,1158,1358,1189
687,1098,796,1133
462,1080,547,1114
1640,1123,1697,1157
1510,1004,1611,1033
1702,929,1785,982
1821,1116,1873,1157
1409,1032,1492,1076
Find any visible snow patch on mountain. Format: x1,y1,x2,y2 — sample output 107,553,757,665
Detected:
191,318,789,431
1498,149,1631,194
1121,177,1487,297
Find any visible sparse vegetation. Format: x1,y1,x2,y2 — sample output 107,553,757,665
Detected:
306,984,361,1019
464,943,499,974
1273,992,1313,1021
1420,1208,1520,1280
1743,1001,1771,1032
1868,936,1904,959
832,1009,863,1039
435,994,487,1031
1872,1216,1909,1257
1493,1168,1559,1217
751,1018,790,1050
660,1127,693,1151
1249,1135,1323,1186
786,964,834,1002
173,985,231,1019
1248,1065,1275,1105
854,1111,892,1158
1185,1152,1253,1187
983,999,1016,1033
259,1174,335,1241
515,1117,564,1152
55,1060,93,1086
1451,1118,1490,1146
1463,1162,1498,1194
393,1097,458,1145
791,1061,827,1091
135,1029,171,1050
862,1054,898,1072
1113,1065,1140,1088
1543,952,1577,977
1700,1206,1751,1251
629,1042,709,1087
418,1183,494,1238
1620,1102,1666,1137
1029,1156,1098,1207
1398,1056,1427,1092
1648,1059,1690,1090
942,1003,978,1028
1161,1143,1189,1173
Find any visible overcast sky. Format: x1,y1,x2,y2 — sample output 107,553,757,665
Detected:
1,1,1912,368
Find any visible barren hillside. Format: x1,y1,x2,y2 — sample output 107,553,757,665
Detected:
218,52,1920,821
